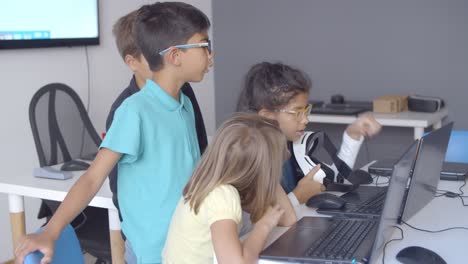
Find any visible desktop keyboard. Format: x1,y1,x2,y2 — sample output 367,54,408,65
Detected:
309,106,367,116
350,190,387,214
305,219,376,260
309,103,372,116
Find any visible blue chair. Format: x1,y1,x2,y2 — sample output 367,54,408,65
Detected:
445,130,468,163
24,224,85,264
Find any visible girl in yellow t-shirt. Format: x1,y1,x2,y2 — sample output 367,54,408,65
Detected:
163,113,297,264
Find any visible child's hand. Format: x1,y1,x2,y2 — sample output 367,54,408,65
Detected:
293,164,326,204
257,204,285,231
346,114,382,140
15,231,56,264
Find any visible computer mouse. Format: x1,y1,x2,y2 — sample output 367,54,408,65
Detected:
306,193,346,209
396,246,446,264
348,170,374,185
61,160,90,171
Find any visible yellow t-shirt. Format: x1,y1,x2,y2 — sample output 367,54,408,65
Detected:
163,184,242,264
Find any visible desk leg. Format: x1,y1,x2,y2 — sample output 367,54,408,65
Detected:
414,127,424,140
8,194,25,255
108,208,125,264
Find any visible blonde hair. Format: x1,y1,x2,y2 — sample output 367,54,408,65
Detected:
183,113,289,222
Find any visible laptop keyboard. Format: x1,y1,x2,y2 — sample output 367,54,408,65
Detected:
305,219,376,260
350,190,387,214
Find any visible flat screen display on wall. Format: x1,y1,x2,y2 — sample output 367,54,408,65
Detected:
0,0,99,49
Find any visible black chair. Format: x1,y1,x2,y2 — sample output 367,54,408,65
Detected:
29,83,111,263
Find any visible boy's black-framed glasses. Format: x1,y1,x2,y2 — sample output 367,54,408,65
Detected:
159,40,212,55
278,104,312,121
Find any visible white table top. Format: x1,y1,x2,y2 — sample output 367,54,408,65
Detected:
308,108,448,127
259,179,468,264
375,179,468,264
0,165,114,209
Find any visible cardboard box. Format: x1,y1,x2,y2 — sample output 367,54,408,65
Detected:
373,95,408,113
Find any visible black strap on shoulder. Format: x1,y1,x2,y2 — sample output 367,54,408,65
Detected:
306,131,371,190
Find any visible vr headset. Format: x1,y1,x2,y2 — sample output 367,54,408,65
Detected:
292,131,373,191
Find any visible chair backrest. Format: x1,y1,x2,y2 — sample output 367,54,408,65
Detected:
29,83,101,167
24,224,85,264
445,130,468,163
28,83,111,261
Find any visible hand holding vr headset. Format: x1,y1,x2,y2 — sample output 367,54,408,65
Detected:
292,164,326,204
293,114,382,198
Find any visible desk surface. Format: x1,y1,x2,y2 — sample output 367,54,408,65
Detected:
377,179,468,264
260,179,468,264
308,108,448,127
0,165,114,209
0,165,123,263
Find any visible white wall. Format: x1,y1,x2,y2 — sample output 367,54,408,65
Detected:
0,0,214,261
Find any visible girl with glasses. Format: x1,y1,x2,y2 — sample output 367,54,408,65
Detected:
236,62,382,226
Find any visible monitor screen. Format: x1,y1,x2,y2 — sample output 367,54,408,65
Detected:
400,123,453,222
0,0,99,49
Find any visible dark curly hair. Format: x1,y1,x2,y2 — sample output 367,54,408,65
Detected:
236,62,311,112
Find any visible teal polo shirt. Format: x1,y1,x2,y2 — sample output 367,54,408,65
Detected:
101,80,200,263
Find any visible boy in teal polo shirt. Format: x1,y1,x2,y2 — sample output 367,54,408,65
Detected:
16,2,213,264
104,80,201,263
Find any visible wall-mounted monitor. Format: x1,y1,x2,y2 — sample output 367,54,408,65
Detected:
0,0,99,49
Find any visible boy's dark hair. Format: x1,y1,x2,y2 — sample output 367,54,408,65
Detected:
134,2,211,71
237,62,311,112
113,10,140,60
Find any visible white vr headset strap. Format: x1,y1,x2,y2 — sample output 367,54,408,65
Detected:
293,131,327,183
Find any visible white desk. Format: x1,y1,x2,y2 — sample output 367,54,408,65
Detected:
0,166,124,264
374,179,468,264
259,179,468,264
308,108,448,140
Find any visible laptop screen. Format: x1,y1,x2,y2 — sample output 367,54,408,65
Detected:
368,140,420,264
400,123,453,222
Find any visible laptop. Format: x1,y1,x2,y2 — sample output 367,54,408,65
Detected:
317,123,454,219
369,159,467,181
260,136,418,264
315,141,418,219
260,123,453,264
400,122,453,222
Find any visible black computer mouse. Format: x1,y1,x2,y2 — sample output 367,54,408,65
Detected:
306,193,346,209
348,170,374,185
396,246,446,264
61,160,90,171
